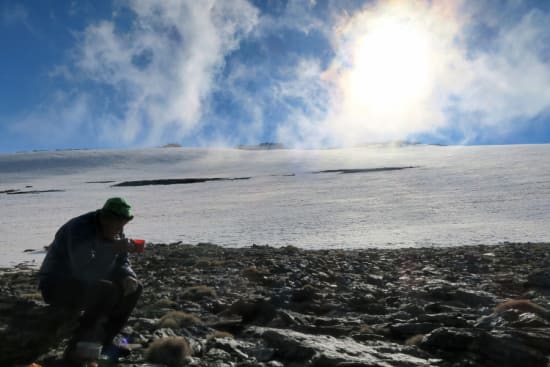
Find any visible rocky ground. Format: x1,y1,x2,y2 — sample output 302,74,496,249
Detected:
3,242,550,367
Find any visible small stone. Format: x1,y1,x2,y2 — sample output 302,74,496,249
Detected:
255,347,276,362
206,347,232,359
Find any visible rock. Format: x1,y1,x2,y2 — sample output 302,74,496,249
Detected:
186,336,203,356
422,282,498,308
255,347,276,362
417,313,471,328
132,317,160,331
475,313,509,330
276,310,308,327
181,285,217,301
389,322,441,339
206,337,254,360
423,303,466,314
152,328,179,339
226,298,277,325
510,312,550,328
419,327,481,352
527,268,550,288
420,327,550,367
291,285,320,302
365,274,386,287
476,329,550,367
206,347,232,359
247,326,439,366
349,294,387,314
452,289,499,307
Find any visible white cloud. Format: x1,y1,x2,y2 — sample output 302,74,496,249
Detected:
452,7,550,127
69,0,259,146
254,0,327,37
273,59,334,148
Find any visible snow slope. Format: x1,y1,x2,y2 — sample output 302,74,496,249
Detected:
1,144,549,267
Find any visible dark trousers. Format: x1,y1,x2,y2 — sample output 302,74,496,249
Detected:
39,277,142,345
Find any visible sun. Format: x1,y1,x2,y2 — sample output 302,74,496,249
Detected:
341,13,435,121
321,1,459,145
347,18,431,117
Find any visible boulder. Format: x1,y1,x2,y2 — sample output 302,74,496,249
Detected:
420,327,550,367
247,326,439,366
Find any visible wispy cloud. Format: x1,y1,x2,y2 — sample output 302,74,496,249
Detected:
25,0,256,148
1,3,32,29
76,0,259,146
9,92,92,146
452,5,550,126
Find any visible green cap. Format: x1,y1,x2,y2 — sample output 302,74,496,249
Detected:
102,197,133,220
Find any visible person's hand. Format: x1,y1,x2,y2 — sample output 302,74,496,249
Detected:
121,276,139,296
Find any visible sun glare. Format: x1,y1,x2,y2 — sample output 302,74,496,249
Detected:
343,14,435,120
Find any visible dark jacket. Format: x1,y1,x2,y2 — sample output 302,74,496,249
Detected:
38,210,136,287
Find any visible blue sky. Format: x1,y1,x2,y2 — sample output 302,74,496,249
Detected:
1,0,549,153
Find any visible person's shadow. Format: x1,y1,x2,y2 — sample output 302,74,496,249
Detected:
1,295,79,366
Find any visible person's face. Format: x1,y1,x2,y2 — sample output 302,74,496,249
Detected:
101,217,128,240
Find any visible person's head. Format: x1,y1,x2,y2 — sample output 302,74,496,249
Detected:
99,197,133,240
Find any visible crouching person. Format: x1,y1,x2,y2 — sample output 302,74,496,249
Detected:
38,197,142,365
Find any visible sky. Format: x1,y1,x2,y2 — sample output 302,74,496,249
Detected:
0,0,549,153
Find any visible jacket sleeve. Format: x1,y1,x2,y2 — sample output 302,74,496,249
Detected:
110,231,137,281
111,252,137,281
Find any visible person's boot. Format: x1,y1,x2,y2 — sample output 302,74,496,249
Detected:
62,339,80,367
101,341,131,363
64,316,108,365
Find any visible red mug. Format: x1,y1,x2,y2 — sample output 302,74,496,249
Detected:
131,239,146,253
